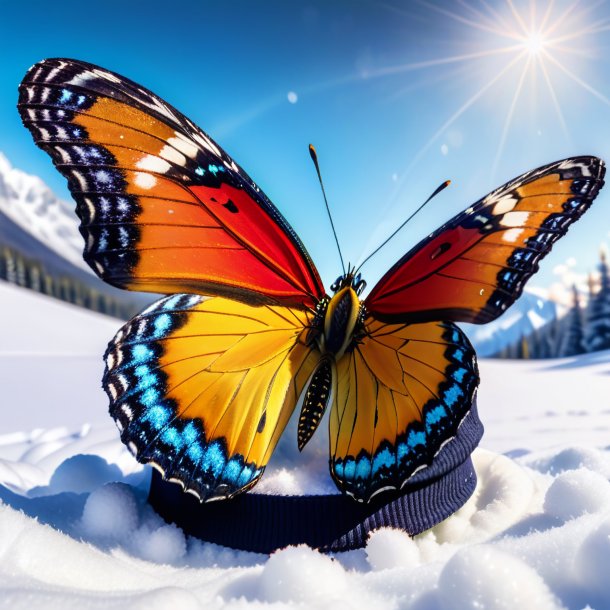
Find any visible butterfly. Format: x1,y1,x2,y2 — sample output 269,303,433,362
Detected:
18,58,605,504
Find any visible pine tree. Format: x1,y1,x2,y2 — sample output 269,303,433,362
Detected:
0,246,8,280
585,249,610,352
558,285,585,357
537,321,555,358
529,328,540,358
516,334,530,359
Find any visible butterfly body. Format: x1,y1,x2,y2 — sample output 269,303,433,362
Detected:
18,58,605,505
297,275,367,450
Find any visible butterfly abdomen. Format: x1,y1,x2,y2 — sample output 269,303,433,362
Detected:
297,359,333,451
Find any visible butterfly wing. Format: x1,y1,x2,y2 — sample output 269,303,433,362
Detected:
104,294,319,500
18,58,325,308
330,318,479,502
365,157,605,323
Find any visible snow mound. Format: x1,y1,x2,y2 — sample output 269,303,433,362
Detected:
81,483,140,539
437,545,561,610
1,442,610,608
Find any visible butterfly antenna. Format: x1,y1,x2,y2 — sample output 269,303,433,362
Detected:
309,144,346,276
355,179,451,274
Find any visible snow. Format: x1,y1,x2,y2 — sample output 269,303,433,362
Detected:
2,283,610,608
0,281,118,432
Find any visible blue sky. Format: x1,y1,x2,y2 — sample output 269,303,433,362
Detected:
2,0,610,298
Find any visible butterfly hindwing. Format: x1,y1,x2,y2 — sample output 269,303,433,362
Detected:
104,294,319,500
18,58,325,308
366,157,605,324
330,318,479,502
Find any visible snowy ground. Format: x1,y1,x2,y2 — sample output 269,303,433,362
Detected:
1,280,610,609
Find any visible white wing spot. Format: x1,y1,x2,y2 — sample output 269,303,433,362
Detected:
136,154,171,174
93,69,121,83
72,170,88,190
160,144,187,166
501,211,530,227
492,194,518,215
135,172,157,189
503,228,525,243
168,134,199,159
54,146,71,163
193,132,222,157
107,383,118,400
66,71,96,87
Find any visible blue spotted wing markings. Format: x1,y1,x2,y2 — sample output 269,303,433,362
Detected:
18,58,325,302
104,294,265,500
330,320,478,502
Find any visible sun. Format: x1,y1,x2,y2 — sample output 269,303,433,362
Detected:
523,31,545,55
372,0,610,195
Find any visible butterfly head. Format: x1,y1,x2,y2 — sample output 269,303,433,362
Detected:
308,270,366,360
330,271,367,296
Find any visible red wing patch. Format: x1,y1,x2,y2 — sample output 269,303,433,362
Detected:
366,157,605,324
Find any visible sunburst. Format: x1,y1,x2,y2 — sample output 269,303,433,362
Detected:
376,0,610,206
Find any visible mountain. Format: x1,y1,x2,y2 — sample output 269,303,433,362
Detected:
462,287,563,357
0,152,152,317
0,152,87,271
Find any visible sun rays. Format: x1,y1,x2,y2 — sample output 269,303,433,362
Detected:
380,0,610,199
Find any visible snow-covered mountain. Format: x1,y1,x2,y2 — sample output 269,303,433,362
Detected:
462,287,564,357
0,152,87,272
0,152,152,316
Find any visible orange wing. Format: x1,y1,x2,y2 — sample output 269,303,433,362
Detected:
104,294,320,500
330,318,479,502
366,157,605,323
18,58,325,308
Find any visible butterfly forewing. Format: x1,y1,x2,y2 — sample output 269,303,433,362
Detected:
365,157,605,324
18,58,325,308
104,295,320,500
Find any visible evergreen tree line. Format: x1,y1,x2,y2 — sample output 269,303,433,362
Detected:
0,243,139,319
495,251,610,359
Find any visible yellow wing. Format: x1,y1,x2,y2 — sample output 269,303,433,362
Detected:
104,294,319,500
330,318,479,502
